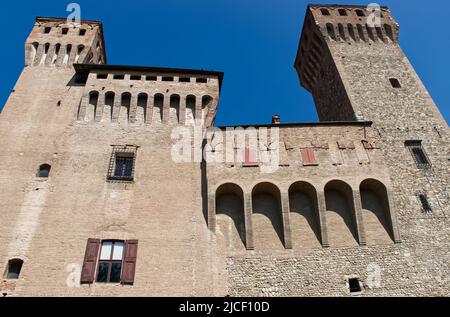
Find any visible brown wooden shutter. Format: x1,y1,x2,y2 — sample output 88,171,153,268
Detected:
80,238,100,284
301,149,317,165
121,240,138,285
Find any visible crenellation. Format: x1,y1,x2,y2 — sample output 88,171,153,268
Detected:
0,4,449,297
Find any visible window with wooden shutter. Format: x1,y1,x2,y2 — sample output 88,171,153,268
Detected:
80,239,101,284
243,147,258,167
121,240,138,285
300,148,318,166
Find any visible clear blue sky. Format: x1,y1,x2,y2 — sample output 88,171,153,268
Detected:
0,0,448,126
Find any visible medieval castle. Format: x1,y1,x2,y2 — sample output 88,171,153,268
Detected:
0,4,449,297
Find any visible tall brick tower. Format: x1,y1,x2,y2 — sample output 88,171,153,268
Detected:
295,2,450,288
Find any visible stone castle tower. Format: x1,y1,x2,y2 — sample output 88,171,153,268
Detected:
0,5,449,297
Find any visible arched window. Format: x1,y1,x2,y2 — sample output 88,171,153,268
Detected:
169,94,180,123
75,45,85,63
52,44,61,65
357,24,366,42
137,93,148,123
40,43,50,65
119,93,131,123
87,91,99,121
104,92,115,122
63,44,72,65
326,23,336,41
5,259,23,279
201,95,213,123
37,164,51,178
186,95,196,125
347,24,356,41
153,94,164,123
30,42,39,66
338,24,346,41
384,24,394,42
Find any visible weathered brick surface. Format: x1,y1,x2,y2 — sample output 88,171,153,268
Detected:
0,6,449,297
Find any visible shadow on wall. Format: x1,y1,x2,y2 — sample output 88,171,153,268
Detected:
252,182,285,250
324,180,359,247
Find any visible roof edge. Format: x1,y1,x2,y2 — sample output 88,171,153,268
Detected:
216,121,373,129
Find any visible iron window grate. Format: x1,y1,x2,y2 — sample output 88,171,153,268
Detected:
107,145,139,182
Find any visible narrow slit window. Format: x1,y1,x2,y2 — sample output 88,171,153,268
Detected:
97,74,108,79
196,78,208,83
130,75,141,81
113,74,125,80
418,193,432,213
162,76,174,82
146,76,157,81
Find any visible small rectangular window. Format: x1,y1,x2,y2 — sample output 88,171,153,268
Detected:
146,76,157,81
107,146,138,182
349,278,362,293
97,74,108,79
130,75,142,81
79,29,87,36
113,74,125,80
44,27,51,34
405,141,431,169
355,9,365,17
196,78,208,83
62,28,69,35
179,77,191,83
162,76,174,82
338,9,348,16
321,8,330,16
389,78,401,88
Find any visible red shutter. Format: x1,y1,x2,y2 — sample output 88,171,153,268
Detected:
301,149,317,165
243,147,257,166
80,239,100,284
121,240,138,285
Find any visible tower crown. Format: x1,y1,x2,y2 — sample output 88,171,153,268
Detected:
25,17,106,68
295,4,399,93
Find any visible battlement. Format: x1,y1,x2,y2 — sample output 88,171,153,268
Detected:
75,64,223,126
295,4,399,94
25,17,106,67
